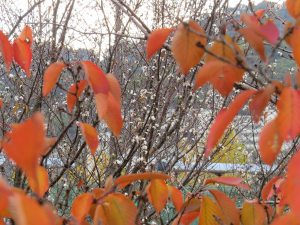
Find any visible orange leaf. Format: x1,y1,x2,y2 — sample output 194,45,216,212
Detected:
286,0,300,19
285,150,300,213
295,72,300,88
13,38,32,77
148,179,168,214
103,193,137,225
104,175,113,192
167,186,183,213
0,177,12,212
205,177,251,190
2,112,45,180
261,177,281,202
199,195,223,225
285,73,293,87
67,80,87,113
19,25,33,47
93,203,110,225
78,122,98,156
250,85,275,123
147,28,175,59
172,212,199,225
103,92,123,138
43,62,66,96
89,188,105,219
114,173,172,187
276,88,300,141
80,61,109,95
27,166,49,197
209,190,239,225
258,119,283,165
95,93,108,120
41,138,57,155
0,31,13,72
77,179,84,189
180,199,201,214
241,201,266,225
205,89,257,157
106,73,121,104
270,213,300,225
117,181,131,191
71,193,93,225
239,28,266,62
9,193,56,225
171,21,206,75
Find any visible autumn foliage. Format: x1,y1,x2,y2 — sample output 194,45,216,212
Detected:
1,1,300,225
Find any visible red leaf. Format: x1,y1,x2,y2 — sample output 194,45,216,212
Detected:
13,38,32,77
2,112,45,180
147,28,175,59
77,179,84,189
270,213,300,225
295,72,300,88
250,85,275,123
67,80,87,113
0,177,12,212
103,92,123,138
80,61,109,95
117,181,131,191
172,212,199,225
285,73,293,87
199,195,223,225
95,93,108,120
286,0,300,19
171,21,206,75
167,186,183,213
241,201,266,225
107,73,121,104
276,88,300,141
209,190,240,225
43,62,66,96
27,166,49,197
205,177,251,190
148,179,168,214
180,199,201,214
285,150,300,213
114,173,172,187
19,25,33,47
260,20,280,45
104,175,113,192
239,28,266,62
78,122,99,156
258,119,283,165
261,177,281,202
0,31,13,72
205,89,257,157
41,138,57,155
71,193,93,225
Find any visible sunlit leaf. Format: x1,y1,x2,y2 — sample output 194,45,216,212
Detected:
78,122,99,156
93,203,110,225
103,193,137,225
147,28,175,59
276,88,300,141
114,173,172,187
13,38,32,77
172,212,199,225
80,61,109,95
107,73,121,104
241,201,266,225
286,0,300,19
67,80,87,113
71,193,93,225
250,85,275,123
27,166,49,197
103,92,123,138
209,190,239,225
19,25,33,47
0,31,13,72
261,177,281,202
148,179,168,214
168,186,183,213
205,177,251,190
258,119,283,165
171,20,206,75
239,28,266,62
89,188,105,219
205,89,257,157
43,62,66,96
199,195,223,225
2,112,45,180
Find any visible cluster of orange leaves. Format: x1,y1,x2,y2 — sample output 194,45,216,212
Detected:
1,0,300,224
